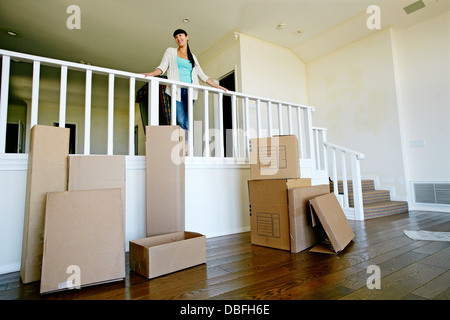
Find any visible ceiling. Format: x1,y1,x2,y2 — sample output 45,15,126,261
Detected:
0,0,448,108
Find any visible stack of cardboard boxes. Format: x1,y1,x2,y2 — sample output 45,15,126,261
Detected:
248,135,355,254
20,124,206,294
21,125,126,294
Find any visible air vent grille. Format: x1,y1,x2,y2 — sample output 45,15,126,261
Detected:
414,183,450,205
403,0,426,15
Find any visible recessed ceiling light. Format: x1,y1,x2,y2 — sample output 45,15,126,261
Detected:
1,28,23,38
183,18,190,23
276,23,287,30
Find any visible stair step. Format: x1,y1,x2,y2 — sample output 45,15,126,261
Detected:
348,190,391,207
330,179,375,194
363,201,409,219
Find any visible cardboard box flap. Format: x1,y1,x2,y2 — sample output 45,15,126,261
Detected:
309,193,355,254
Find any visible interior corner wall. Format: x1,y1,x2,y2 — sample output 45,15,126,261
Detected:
238,34,308,105
394,11,450,188
306,28,407,200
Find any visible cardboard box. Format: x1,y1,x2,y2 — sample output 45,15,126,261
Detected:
248,178,325,251
40,188,125,294
67,155,126,242
249,135,300,180
288,184,331,253
146,126,185,237
20,125,70,284
129,231,206,279
309,193,355,254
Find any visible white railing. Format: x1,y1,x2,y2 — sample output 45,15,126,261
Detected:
316,129,365,220
0,49,316,164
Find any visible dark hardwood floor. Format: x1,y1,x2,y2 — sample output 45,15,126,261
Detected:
1,211,449,302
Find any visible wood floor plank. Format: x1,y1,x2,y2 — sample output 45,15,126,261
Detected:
0,210,448,301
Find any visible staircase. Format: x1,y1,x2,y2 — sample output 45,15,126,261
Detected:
330,179,409,219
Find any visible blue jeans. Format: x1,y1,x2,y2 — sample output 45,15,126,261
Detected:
176,88,192,131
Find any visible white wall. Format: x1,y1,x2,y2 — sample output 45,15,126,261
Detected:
239,34,308,105
394,11,450,187
0,156,251,275
307,28,407,200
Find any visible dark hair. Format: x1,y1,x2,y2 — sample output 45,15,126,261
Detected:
173,29,195,68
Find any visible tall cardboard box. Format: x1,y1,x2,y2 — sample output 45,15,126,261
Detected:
248,178,330,251
67,155,126,242
40,189,125,294
20,125,70,284
146,126,185,237
249,135,300,180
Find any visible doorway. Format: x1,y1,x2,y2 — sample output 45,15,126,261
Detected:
5,122,25,153
219,72,235,157
53,122,77,154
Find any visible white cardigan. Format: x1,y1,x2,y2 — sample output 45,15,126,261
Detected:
156,47,210,101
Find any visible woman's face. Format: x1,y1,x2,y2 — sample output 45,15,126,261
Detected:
174,33,189,47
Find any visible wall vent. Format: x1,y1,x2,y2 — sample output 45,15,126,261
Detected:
414,182,450,205
403,0,426,15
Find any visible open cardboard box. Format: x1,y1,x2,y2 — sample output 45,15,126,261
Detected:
129,231,206,279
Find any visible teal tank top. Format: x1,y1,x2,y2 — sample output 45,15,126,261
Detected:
177,56,193,83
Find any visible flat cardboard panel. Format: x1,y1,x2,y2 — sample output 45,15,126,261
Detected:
68,155,126,242
310,193,355,254
129,231,206,279
249,135,300,180
40,189,125,294
20,125,70,284
146,126,185,237
248,178,312,251
288,184,330,253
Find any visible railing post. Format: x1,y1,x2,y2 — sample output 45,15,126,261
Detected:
244,97,250,159
277,103,283,135
296,107,303,159
58,66,68,128
351,155,364,220
288,104,293,135
128,77,135,156
84,70,92,155
231,94,237,158
187,86,194,157
30,61,40,128
256,99,261,138
330,147,338,197
149,78,159,126
217,91,224,158
341,151,349,208
0,55,10,154
203,89,210,157
304,107,314,161
171,84,177,126
267,101,273,137
107,73,115,155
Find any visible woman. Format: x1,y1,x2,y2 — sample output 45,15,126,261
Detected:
142,29,227,131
